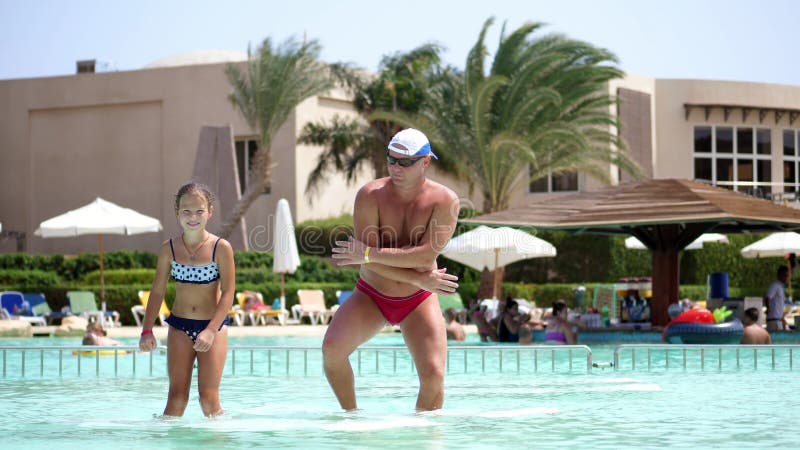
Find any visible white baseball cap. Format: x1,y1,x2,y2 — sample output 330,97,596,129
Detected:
387,128,438,159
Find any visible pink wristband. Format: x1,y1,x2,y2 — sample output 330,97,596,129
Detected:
141,329,153,336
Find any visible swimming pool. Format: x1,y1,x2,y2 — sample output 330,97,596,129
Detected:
0,335,796,449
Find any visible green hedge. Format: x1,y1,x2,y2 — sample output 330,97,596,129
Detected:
81,266,359,286
677,284,763,301
0,250,157,281
234,251,274,268
83,268,156,285
683,234,792,290
0,269,62,288
295,214,354,256
0,253,65,272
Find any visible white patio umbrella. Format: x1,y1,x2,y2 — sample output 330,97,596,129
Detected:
740,232,800,258
442,225,556,299
625,233,729,250
272,199,301,313
741,231,800,299
34,197,163,308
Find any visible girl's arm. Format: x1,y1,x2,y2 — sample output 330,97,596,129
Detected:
209,239,235,331
139,242,171,351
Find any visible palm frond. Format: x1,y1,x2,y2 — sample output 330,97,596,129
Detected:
465,18,493,100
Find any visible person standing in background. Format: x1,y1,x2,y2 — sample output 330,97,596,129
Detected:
764,265,790,332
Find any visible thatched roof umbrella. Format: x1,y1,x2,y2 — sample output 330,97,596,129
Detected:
464,179,800,326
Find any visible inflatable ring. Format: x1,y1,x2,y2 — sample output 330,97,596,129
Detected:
672,308,714,324
72,349,132,356
663,318,744,344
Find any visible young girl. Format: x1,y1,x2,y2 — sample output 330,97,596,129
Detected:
139,182,235,417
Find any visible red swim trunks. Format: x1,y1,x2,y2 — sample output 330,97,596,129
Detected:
355,278,433,325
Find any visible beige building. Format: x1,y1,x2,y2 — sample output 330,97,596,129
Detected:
0,52,366,254
2,51,800,254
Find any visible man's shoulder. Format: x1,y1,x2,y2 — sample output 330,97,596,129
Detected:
767,280,785,293
356,178,390,200
360,178,390,193
424,179,458,203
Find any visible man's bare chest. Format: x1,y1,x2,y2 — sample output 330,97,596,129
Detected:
377,203,434,248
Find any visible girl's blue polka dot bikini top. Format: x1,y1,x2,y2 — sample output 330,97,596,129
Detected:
169,238,221,284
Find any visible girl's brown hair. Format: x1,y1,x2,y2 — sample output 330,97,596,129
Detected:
174,182,216,212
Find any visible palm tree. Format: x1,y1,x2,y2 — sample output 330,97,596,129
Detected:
372,18,641,297
373,18,639,213
221,36,333,238
298,44,456,199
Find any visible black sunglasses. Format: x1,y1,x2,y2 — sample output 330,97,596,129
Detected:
386,153,425,167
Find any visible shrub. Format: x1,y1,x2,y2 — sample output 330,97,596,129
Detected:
234,252,359,283
234,251,273,269
295,214,354,256
82,269,157,285
0,269,62,288
56,250,158,280
0,253,65,272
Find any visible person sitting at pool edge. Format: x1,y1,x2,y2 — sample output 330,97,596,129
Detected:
83,322,122,346
741,307,772,345
497,298,533,344
545,299,577,345
468,298,497,342
444,308,465,341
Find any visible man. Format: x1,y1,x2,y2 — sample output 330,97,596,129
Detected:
764,266,789,332
323,128,460,411
740,307,772,345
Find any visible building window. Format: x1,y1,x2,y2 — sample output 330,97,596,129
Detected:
784,129,799,193
235,137,270,195
692,125,772,195
694,127,712,152
529,167,579,193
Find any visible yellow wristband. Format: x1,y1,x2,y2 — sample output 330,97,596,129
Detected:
364,246,371,264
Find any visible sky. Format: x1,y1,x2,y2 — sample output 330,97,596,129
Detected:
1,0,798,85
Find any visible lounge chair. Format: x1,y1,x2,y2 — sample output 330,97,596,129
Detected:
336,290,353,305
258,298,289,326
234,291,290,326
292,289,333,325
131,290,170,327
23,292,68,325
331,290,353,314
0,291,47,326
67,290,120,328
232,292,257,326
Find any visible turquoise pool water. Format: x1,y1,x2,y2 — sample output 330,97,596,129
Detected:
0,335,796,449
